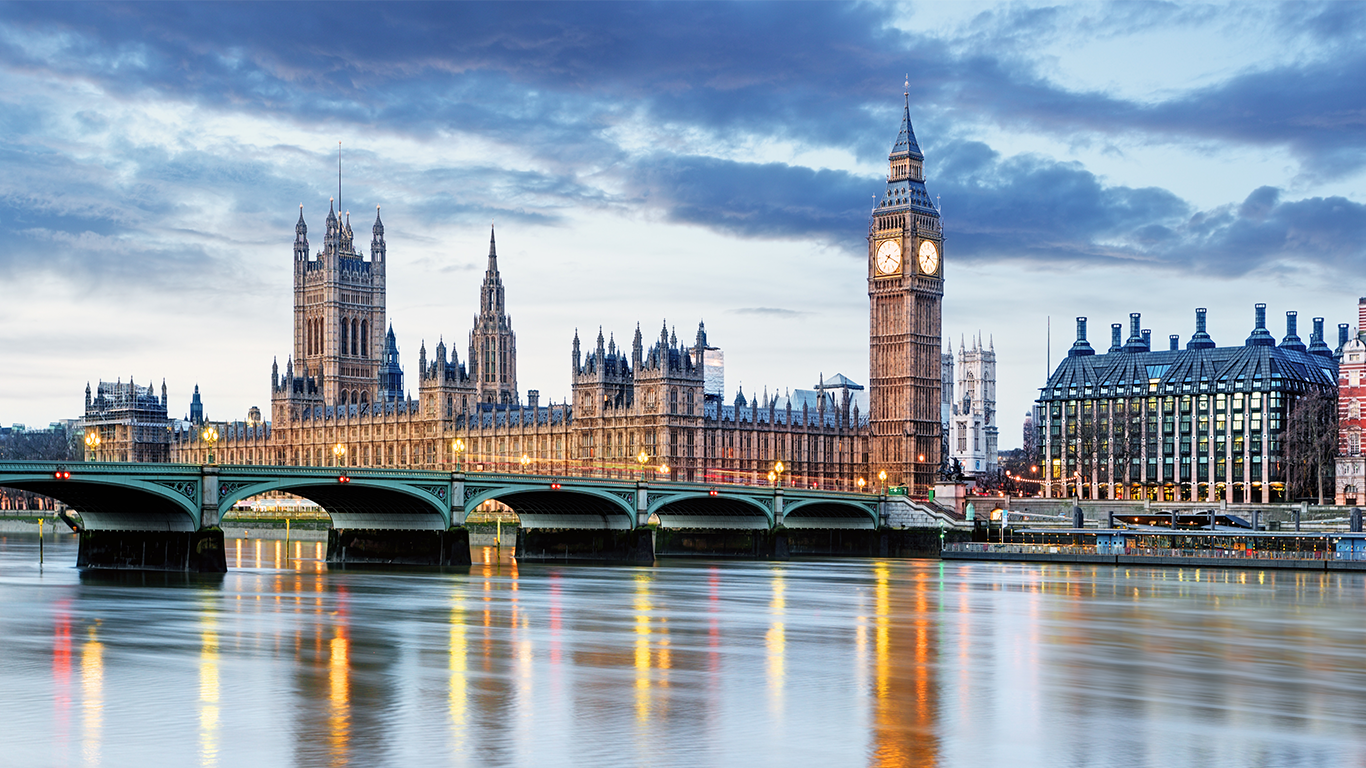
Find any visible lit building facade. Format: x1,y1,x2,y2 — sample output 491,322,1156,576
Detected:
948,334,998,477
83,378,170,463
166,93,959,489
867,84,944,494
169,206,872,488
1336,298,1366,505
1036,306,1338,503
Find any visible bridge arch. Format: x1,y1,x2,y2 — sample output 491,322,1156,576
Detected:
648,491,774,529
465,485,636,530
218,478,451,530
0,465,200,531
781,498,878,529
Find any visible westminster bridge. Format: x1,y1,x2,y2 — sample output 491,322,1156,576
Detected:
0,461,955,571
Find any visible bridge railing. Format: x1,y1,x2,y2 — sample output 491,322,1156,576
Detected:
0,460,884,500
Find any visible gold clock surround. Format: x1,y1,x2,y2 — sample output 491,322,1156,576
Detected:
917,239,939,275
875,239,902,276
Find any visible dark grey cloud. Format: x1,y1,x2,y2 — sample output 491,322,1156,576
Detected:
625,155,869,242
623,141,1366,277
4,1,1362,173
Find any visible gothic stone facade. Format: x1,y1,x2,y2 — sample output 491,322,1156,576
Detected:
83,379,170,463
867,86,944,495
948,334,998,478
172,206,872,489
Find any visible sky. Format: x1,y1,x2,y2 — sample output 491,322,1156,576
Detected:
1,1,1364,449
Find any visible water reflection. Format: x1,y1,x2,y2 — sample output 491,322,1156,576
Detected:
766,568,785,711
199,599,220,767
3,535,1366,767
82,623,103,766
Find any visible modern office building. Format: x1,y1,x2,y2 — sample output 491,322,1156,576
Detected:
1036,306,1338,502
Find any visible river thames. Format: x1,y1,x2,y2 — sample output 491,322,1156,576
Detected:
2,534,1364,767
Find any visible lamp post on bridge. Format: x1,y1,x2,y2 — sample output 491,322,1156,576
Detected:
637,450,650,482
332,442,346,467
202,426,219,465
520,453,531,475
453,438,465,472
857,476,867,493
84,430,100,462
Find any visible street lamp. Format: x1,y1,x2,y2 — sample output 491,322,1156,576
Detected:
453,438,465,472
637,450,650,481
773,460,785,488
520,453,531,474
332,442,346,466
878,469,887,494
84,430,100,462
857,477,867,493
767,470,776,485
658,463,670,480
201,425,219,465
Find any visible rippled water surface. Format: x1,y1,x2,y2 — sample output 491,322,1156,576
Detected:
3,533,1365,768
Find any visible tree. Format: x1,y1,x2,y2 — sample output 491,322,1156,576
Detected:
1284,389,1337,504
0,429,75,461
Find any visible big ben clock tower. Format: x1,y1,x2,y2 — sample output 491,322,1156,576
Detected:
868,84,943,495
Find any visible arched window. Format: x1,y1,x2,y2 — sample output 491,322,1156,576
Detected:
340,318,349,357
351,318,359,356
360,320,368,358
360,390,369,405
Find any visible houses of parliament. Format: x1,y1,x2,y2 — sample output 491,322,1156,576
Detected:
84,91,944,493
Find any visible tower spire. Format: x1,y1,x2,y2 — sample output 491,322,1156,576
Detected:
337,141,342,217
891,78,922,161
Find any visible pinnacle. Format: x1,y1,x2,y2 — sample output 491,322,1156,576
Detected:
890,88,923,161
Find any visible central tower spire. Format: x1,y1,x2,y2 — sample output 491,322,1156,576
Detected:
469,224,517,405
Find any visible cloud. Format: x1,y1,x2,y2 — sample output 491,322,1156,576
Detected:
625,155,868,242
1,3,1363,289
620,141,1366,279
8,0,1361,175
728,307,811,318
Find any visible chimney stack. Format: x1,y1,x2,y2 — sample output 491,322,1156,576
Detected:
1188,307,1216,350
1069,317,1095,357
1280,311,1306,352
1246,303,1275,347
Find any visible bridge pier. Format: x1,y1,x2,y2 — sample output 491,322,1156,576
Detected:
514,527,655,563
327,528,472,567
76,528,227,573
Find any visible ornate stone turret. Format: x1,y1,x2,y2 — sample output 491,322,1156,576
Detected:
371,206,386,264
378,325,403,403
294,206,309,262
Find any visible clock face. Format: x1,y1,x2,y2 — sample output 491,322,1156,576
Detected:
875,239,902,275
918,239,939,274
